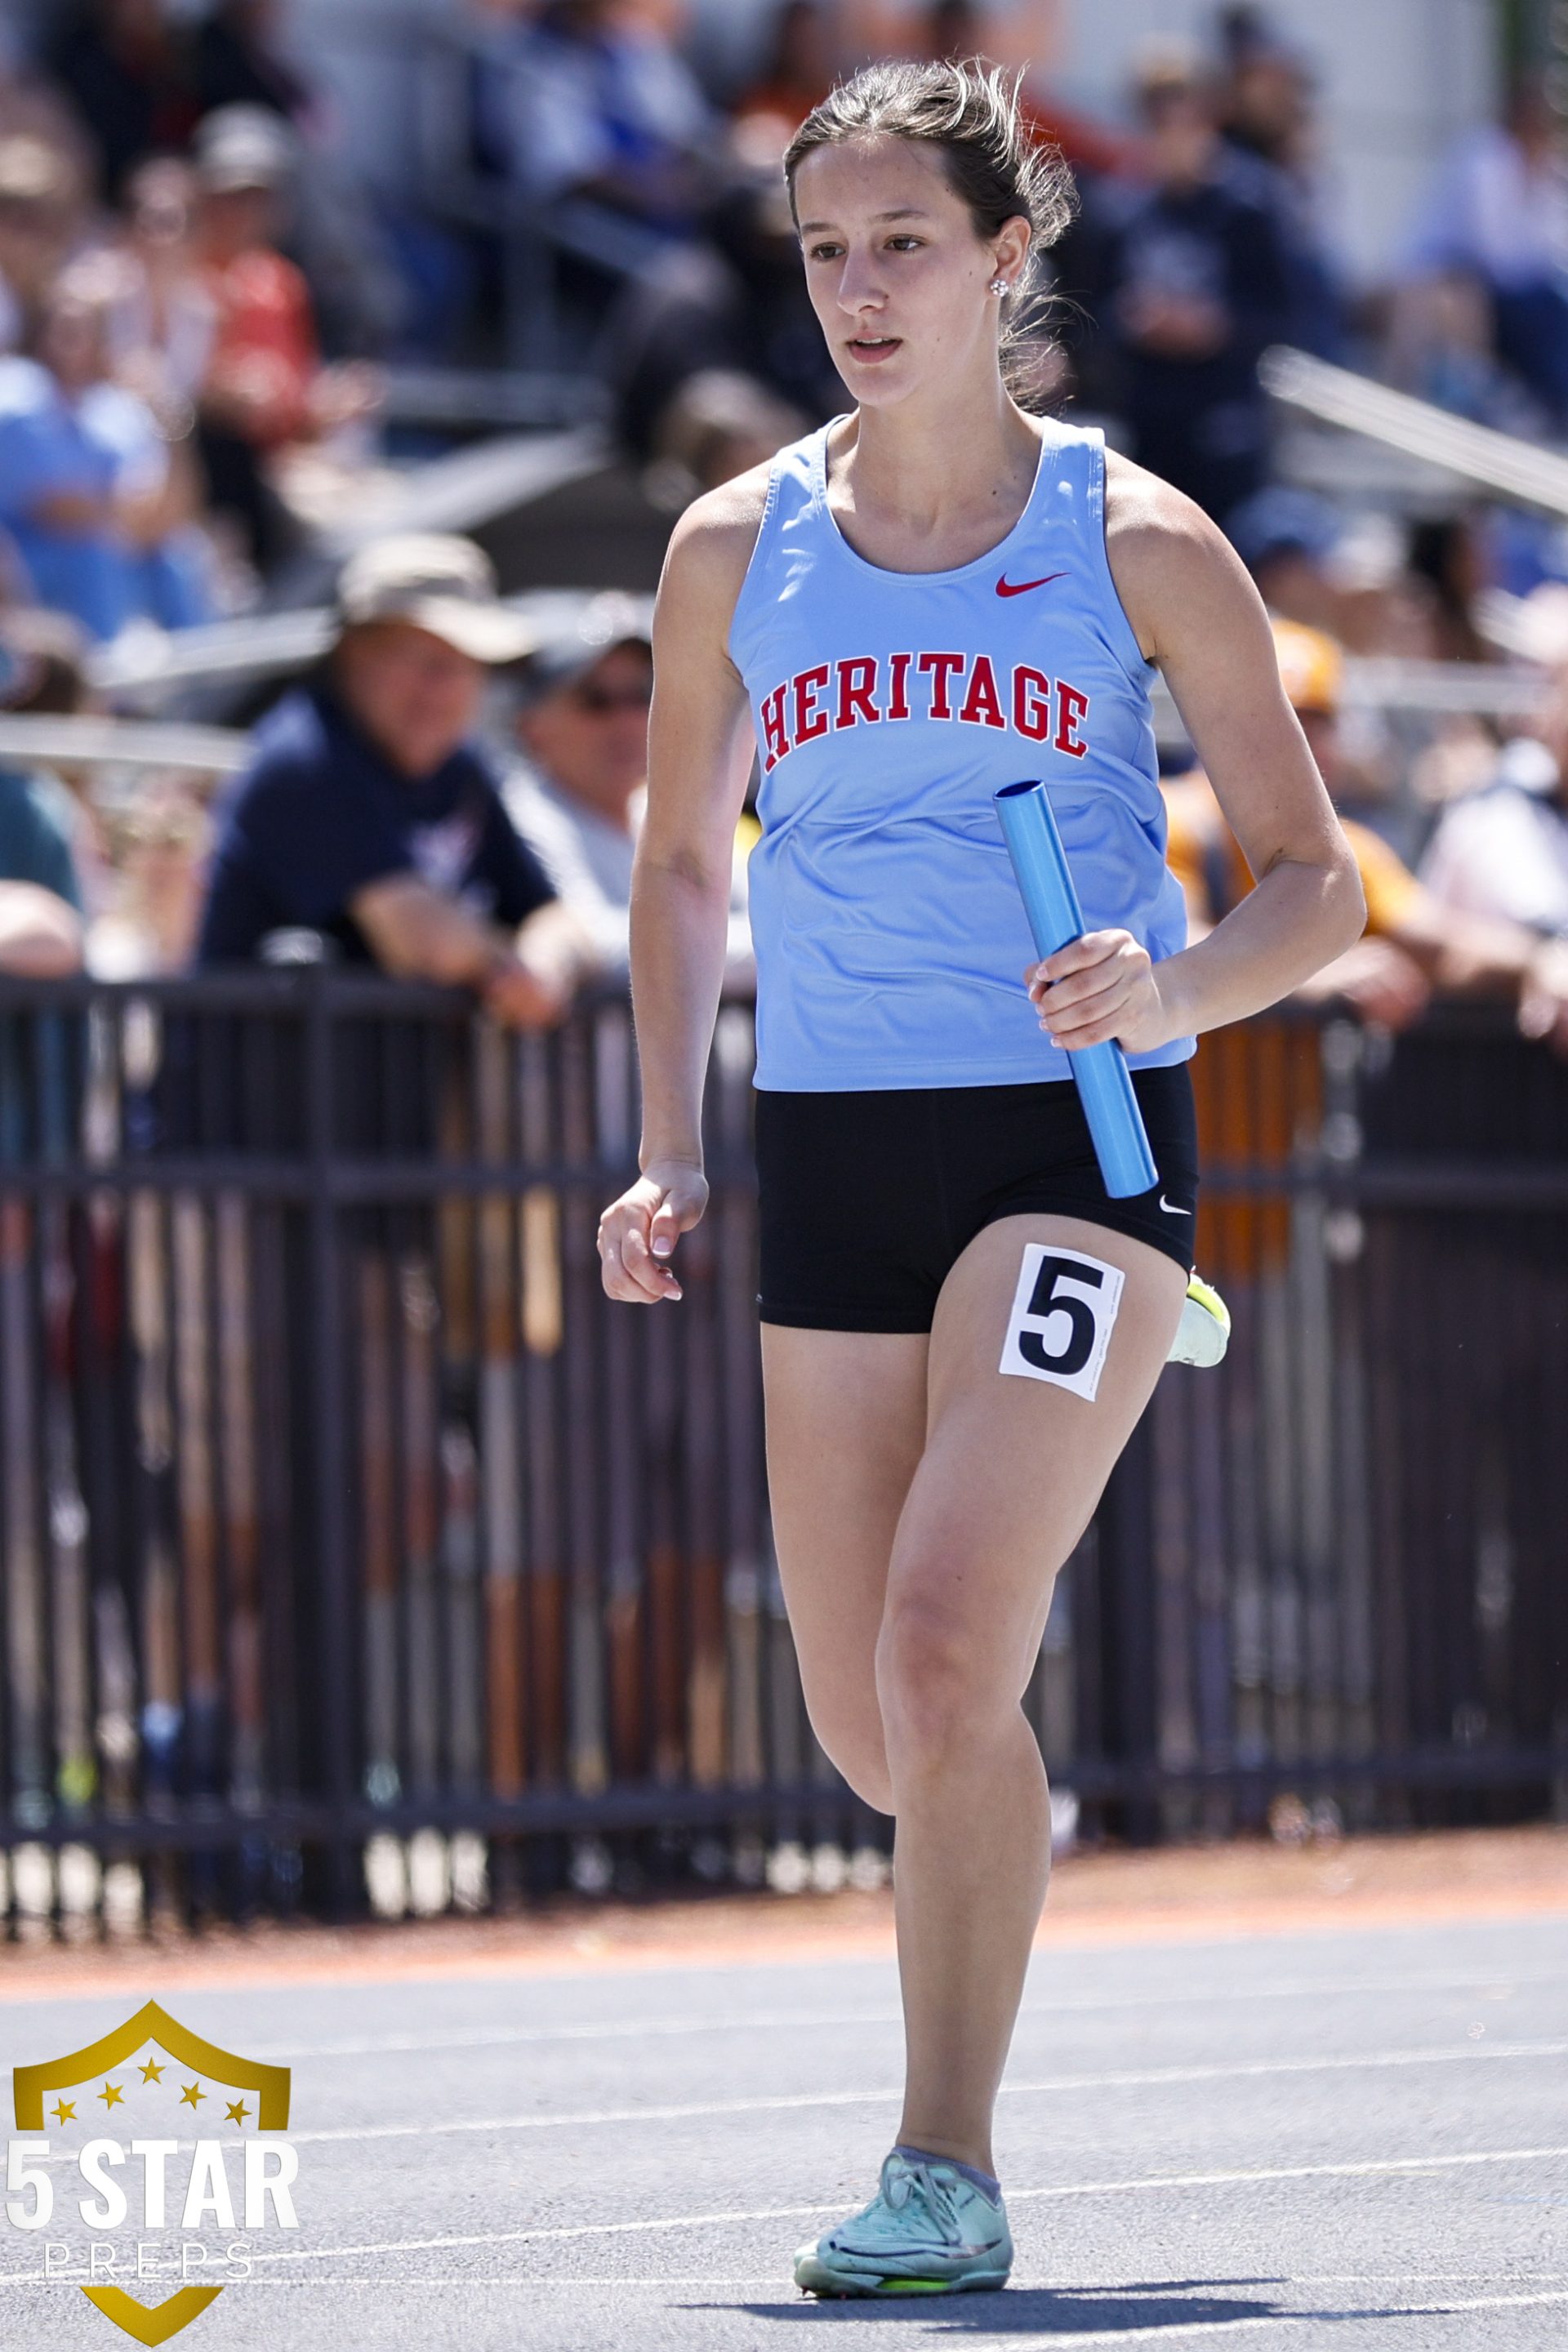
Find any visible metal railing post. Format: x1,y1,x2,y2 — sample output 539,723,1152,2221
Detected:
304,969,358,1917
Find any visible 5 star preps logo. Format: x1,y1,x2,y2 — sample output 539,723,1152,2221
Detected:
8,2001,299,2343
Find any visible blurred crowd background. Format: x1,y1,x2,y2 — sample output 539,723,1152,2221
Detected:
0,1,1563,1923
0,0,1561,1052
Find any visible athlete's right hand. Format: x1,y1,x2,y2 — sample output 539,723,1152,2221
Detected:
597,1160,709,1303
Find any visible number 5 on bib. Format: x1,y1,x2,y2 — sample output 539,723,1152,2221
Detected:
1000,1243,1125,1402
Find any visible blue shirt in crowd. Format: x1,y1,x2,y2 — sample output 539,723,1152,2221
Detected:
0,357,196,642
197,678,558,965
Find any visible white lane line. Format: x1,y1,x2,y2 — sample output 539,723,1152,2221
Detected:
9,1963,1566,2050
285,2038,1568,2146
229,2143,1568,2266
7,2268,1566,2292
214,1967,1568,2061
0,2273,787,2290
7,2266,1565,2292
1285,2270,1568,2283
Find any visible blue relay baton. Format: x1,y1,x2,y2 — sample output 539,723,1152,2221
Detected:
994,777,1158,1200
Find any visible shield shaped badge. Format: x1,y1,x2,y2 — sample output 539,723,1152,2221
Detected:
13,1999,292,2344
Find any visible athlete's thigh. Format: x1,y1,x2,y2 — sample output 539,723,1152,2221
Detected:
760,1322,929,1718
884,1214,1188,1706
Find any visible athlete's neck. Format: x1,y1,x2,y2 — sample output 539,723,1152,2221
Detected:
831,393,1041,545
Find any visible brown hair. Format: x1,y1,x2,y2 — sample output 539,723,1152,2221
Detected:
782,57,1076,407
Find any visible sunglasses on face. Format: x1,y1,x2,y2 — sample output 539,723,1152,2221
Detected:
572,678,652,714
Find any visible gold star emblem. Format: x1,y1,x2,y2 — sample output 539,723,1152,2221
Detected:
225,2100,250,2126
179,2081,206,2109
139,2056,165,2083
98,2082,124,2109
51,2099,75,2124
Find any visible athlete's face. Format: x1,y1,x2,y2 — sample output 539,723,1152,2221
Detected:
792,136,1030,408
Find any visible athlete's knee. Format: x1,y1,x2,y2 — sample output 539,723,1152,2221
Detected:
874,1589,996,1763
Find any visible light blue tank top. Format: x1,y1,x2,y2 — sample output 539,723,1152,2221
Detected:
727,411,1196,1091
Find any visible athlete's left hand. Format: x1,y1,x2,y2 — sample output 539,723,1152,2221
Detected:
1025,931,1172,1054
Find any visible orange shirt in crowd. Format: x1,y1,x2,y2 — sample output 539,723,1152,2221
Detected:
1159,770,1421,1281
1162,769,1420,938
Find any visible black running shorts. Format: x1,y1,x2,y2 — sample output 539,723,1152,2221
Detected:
755,1063,1199,1333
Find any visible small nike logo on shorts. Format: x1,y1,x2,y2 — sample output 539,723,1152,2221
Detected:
1159,1195,1192,1216
996,571,1067,596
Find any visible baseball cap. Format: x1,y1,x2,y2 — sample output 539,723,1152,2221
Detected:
1272,617,1343,715
512,594,653,708
334,533,539,666
0,134,75,211
1132,36,1208,105
1227,487,1342,577
194,105,297,195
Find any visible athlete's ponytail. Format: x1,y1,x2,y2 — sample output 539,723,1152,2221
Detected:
782,57,1076,410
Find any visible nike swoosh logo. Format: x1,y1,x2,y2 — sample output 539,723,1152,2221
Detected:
996,571,1067,597
1159,1195,1192,1216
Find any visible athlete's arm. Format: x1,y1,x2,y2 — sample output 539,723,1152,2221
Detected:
1027,456,1365,1054
598,470,765,1305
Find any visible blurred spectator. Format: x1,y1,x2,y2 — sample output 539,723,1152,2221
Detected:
197,533,589,1027
89,777,208,978
915,0,982,60
0,605,93,720
1404,74,1568,425
104,158,216,415
1215,5,1307,172
0,599,207,979
43,0,200,206
189,105,376,574
914,2,1137,180
504,599,753,987
0,134,89,354
1165,618,1568,1049
640,368,809,511
0,621,87,975
0,862,83,975
0,604,115,923
0,607,126,926
1227,488,1499,668
0,39,90,164
1382,269,1534,431
1419,670,1568,945
478,0,719,237
1086,42,1292,524
1213,4,1346,359
1319,510,1444,662
731,1,835,155
1405,515,1495,667
1226,484,1343,632
194,0,314,127
0,256,213,639
608,155,828,458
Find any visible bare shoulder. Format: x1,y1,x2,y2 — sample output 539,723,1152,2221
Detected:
1102,448,1258,663
656,461,774,650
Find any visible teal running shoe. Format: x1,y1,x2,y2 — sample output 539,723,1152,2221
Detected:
1166,1271,1231,1367
793,2149,1013,2297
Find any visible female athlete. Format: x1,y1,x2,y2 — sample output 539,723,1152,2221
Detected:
596,59,1365,2299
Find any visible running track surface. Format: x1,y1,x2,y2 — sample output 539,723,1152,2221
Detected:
2,1896,1566,2350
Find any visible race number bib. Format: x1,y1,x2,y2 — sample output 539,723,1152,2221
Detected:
999,1244,1124,1403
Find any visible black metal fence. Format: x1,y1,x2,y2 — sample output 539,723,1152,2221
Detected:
0,973,1563,1937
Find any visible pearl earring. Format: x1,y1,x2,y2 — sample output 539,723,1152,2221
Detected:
989,276,1009,295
